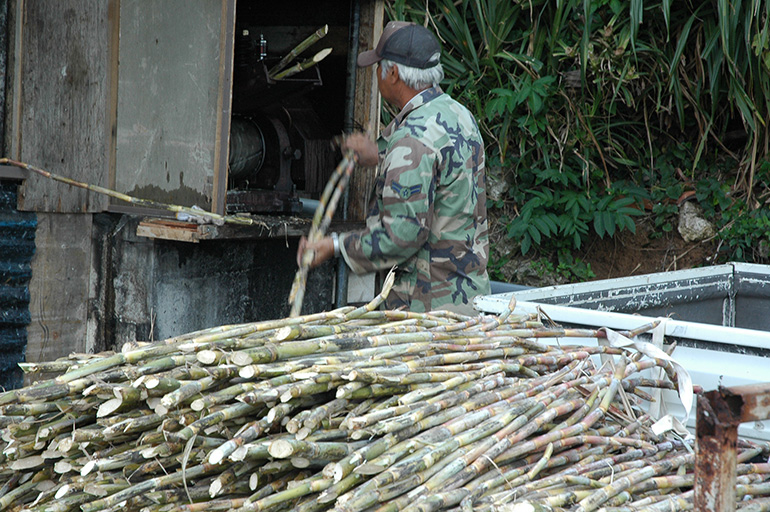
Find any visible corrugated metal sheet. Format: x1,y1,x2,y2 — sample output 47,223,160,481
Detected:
0,181,36,390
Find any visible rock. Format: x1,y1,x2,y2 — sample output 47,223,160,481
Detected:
486,167,507,203
678,201,715,242
760,240,770,260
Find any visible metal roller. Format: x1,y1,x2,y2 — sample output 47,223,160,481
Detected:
228,116,266,181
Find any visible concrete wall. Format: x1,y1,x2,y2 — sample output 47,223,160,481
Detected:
100,215,336,349
25,213,93,363
25,213,336,358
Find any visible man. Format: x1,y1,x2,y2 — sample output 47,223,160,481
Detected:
297,21,490,313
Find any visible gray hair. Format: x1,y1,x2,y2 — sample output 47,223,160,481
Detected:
380,57,444,90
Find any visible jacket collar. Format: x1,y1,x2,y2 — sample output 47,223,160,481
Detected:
383,86,443,139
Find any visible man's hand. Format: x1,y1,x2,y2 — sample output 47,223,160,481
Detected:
296,236,335,269
343,133,378,167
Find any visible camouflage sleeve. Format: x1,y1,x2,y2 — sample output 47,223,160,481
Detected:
339,136,435,274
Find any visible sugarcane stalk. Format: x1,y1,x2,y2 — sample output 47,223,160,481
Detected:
402,488,472,512
0,158,269,228
412,397,585,502
392,366,505,407
236,473,332,512
25,491,94,512
168,402,259,442
575,452,694,512
527,442,555,481
345,383,409,402
160,366,239,408
207,419,263,464
169,497,251,512
209,460,259,498
79,462,220,512
0,312,721,512
170,314,344,350
290,151,355,316
344,403,544,512
470,446,611,507
268,439,368,460
739,497,770,512
0,376,92,406
128,484,218,510
268,25,328,76
492,389,605,467
0,401,68,416
635,490,693,511
359,391,541,473
270,48,332,81
80,444,158,476
296,397,349,439
495,364,626,468
376,442,480,506
230,440,272,462
0,467,51,510
17,360,81,375
289,152,354,317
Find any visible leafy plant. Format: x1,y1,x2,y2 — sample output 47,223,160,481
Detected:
531,253,596,283
718,207,770,262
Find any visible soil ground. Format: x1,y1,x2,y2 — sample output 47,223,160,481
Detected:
490,216,718,288
577,218,717,281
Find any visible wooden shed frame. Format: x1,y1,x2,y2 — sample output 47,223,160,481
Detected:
1,0,383,226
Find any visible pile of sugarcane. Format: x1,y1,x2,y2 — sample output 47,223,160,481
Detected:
2,281,770,512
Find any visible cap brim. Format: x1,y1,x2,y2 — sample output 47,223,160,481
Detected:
357,50,381,67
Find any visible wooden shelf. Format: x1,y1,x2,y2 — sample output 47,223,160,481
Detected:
136,216,310,242
136,216,364,243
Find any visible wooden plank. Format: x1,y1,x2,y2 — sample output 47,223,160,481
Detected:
136,216,309,242
212,0,236,216
0,164,25,180
114,0,228,212
10,0,111,212
136,216,365,242
0,0,8,150
136,219,202,243
107,0,120,193
348,0,384,222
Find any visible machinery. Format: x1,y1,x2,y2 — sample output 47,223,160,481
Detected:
225,3,351,214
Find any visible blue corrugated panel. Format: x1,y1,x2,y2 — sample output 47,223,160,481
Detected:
0,181,36,390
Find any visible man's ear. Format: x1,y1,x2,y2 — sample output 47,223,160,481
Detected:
387,64,400,84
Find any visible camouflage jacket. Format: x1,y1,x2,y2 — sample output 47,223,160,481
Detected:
339,86,490,312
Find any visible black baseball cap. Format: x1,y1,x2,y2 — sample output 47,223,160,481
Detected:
357,21,441,69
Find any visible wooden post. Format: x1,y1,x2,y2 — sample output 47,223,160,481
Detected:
348,0,383,222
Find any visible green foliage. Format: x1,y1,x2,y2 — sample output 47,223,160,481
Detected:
486,244,512,283
504,184,643,256
531,253,596,283
718,207,770,262
386,0,770,280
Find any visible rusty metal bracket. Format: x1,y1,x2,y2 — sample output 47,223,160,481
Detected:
695,383,770,511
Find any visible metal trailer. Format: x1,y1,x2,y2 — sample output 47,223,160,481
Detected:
474,262,770,442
